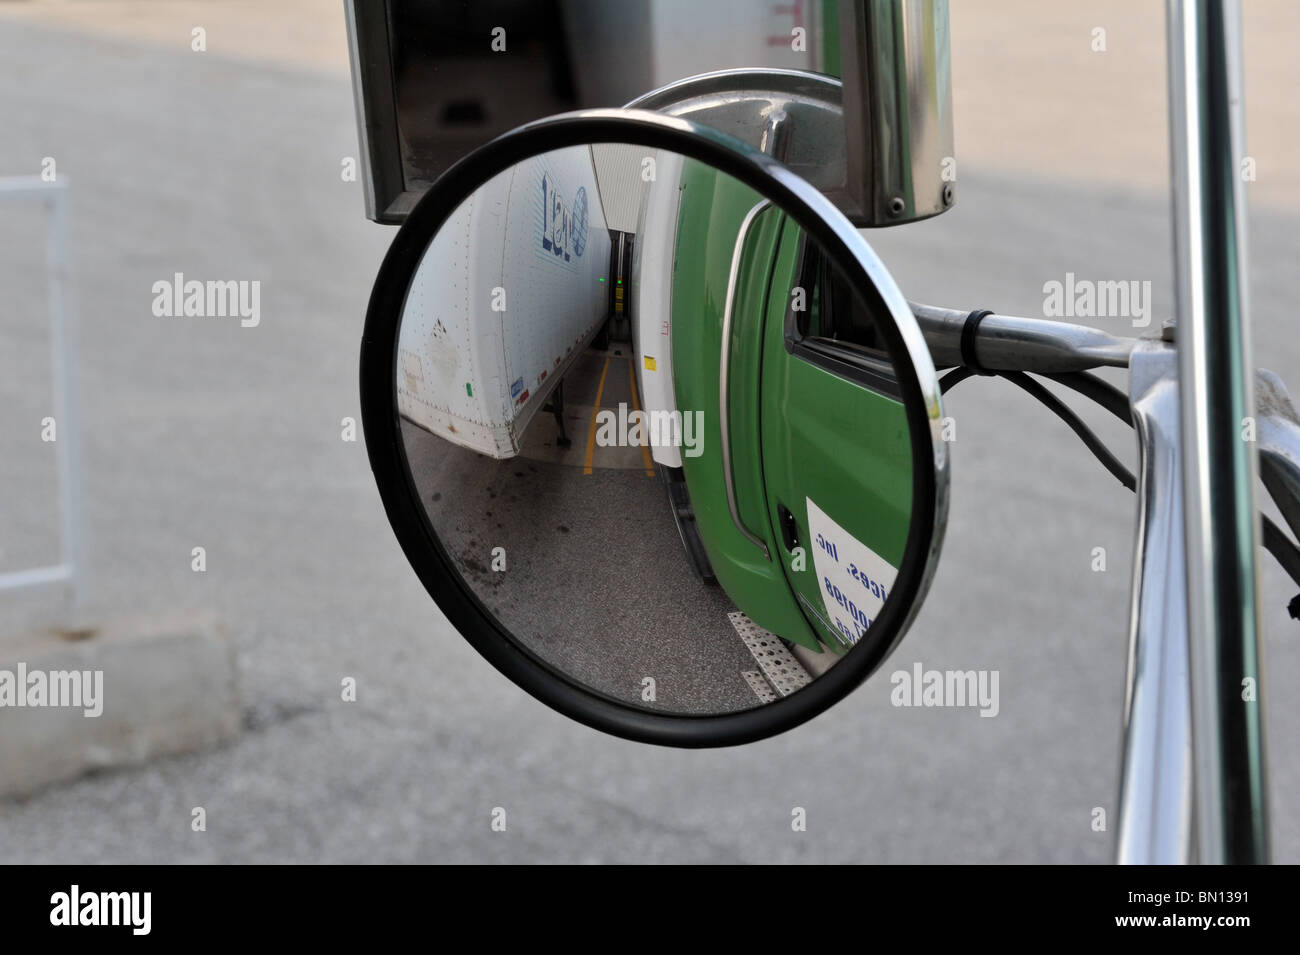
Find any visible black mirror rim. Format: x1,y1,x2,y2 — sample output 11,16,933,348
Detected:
360,108,948,747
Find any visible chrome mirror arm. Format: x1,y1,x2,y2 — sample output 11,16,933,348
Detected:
1115,342,1194,863
909,301,1140,374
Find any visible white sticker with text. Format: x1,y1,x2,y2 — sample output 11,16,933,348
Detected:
806,497,897,646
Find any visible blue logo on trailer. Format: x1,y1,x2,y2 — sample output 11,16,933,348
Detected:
510,377,524,399
572,187,588,258
538,173,586,265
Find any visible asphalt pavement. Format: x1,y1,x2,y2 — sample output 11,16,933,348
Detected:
400,346,775,715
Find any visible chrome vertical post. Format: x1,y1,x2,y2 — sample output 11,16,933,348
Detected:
1166,0,1269,863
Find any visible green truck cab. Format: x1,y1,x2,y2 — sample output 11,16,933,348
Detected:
668,160,913,655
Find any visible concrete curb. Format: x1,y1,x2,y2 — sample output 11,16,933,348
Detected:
0,611,240,798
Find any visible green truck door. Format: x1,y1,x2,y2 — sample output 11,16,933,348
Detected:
757,223,914,653
671,165,822,652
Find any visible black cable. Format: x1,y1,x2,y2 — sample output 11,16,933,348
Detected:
940,364,1300,596
940,367,976,394
942,366,1133,487
998,371,1137,491
1263,518,1300,592
1042,370,1133,425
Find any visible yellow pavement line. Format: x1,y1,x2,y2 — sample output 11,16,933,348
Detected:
626,357,655,477
583,355,611,475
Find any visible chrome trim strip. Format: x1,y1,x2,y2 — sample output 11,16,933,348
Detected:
719,198,774,560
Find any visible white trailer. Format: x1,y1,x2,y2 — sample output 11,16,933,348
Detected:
398,145,612,457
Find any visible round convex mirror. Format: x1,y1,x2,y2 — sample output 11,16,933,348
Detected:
361,110,948,746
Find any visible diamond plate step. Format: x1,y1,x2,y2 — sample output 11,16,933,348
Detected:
729,611,813,698
741,668,778,703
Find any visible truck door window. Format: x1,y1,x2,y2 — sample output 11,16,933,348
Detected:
786,236,900,397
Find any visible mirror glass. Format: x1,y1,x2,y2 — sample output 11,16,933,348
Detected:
396,144,918,715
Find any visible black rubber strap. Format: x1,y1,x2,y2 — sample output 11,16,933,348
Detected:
960,308,996,375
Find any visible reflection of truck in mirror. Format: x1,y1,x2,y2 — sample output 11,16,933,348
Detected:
632,153,913,660
397,145,612,457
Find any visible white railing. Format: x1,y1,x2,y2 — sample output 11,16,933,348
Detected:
0,176,86,609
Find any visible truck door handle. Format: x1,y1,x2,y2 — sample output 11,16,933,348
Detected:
778,503,800,552
719,198,772,561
